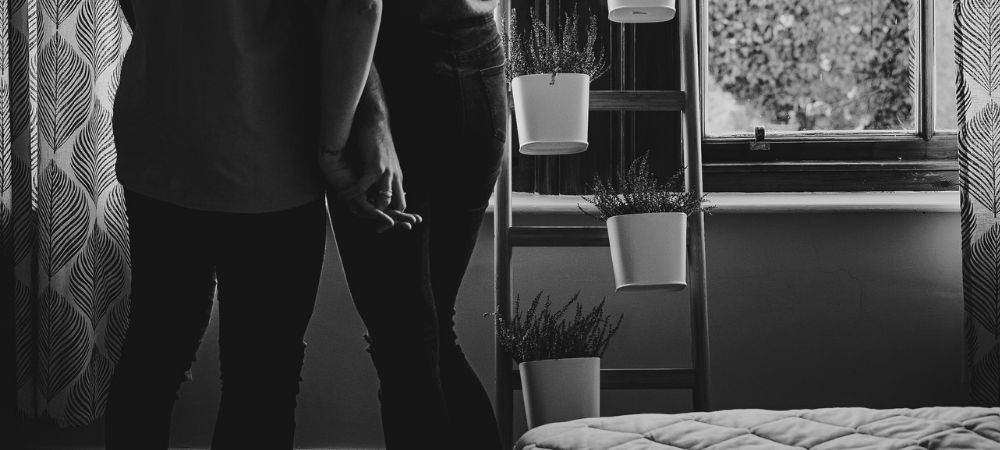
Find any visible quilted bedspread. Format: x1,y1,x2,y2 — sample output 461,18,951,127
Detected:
515,407,1000,450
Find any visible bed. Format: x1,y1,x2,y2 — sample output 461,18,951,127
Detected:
515,407,1000,449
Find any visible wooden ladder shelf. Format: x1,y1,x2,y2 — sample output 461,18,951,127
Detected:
492,1,711,448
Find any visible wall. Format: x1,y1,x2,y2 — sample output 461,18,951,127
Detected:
11,195,969,449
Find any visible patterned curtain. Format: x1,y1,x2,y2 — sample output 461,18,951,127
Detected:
958,0,1000,406
1,0,131,426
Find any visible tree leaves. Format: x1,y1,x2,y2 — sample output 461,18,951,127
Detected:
709,0,914,131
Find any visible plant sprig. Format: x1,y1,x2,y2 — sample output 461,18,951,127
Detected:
579,153,714,221
503,7,610,83
489,291,624,364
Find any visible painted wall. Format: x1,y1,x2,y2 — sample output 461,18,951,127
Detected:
11,204,968,449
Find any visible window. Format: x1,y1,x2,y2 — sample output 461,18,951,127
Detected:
702,0,958,192
508,0,957,194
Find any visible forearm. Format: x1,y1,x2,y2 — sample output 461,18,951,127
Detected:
320,0,382,156
353,65,389,135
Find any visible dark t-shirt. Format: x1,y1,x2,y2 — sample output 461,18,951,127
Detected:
114,0,326,213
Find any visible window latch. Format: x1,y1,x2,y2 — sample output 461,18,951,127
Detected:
750,126,770,151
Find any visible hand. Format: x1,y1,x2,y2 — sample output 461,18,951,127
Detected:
320,127,422,233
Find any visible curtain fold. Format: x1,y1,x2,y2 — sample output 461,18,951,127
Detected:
957,0,1000,406
2,0,131,426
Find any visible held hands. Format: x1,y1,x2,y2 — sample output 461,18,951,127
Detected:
320,126,422,233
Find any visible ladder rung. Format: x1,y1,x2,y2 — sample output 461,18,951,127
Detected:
509,368,697,390
508,90,686,112
509,226,609,247
590,90,686,111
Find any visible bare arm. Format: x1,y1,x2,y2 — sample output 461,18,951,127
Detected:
349,64,413,211
318,0,382,161
355,65,388,137
319,0,421,231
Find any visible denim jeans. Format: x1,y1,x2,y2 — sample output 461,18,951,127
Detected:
328,14,506,450
105,190,327,450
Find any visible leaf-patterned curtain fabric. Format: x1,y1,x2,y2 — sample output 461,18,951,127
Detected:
958,0,1000,406
2,0,131,426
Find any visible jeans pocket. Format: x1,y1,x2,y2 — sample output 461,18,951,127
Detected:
480,62,508,142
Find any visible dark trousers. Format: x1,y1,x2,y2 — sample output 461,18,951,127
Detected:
105,190,327,450
329,14,507,450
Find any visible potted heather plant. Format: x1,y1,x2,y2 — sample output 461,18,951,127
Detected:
503,7,609,155
490,291,623,429
580,153,712,292
607,0,676,23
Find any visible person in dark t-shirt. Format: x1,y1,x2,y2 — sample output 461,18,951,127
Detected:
105,1,417,449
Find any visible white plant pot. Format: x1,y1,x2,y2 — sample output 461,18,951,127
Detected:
607,212,687,292
608,0,677,23
511,73,590,155
519,357,600,429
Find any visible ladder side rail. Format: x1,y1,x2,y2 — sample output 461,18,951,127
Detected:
680,0,712,412
493,5,515,449
493,145,514,449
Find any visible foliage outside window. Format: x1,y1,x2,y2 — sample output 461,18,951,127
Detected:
705,0,957,136
707,0,916,134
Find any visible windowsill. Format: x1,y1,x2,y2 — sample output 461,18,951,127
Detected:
488,191,960,216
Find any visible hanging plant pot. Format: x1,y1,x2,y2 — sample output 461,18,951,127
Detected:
607,212,687,292
608,0,676,23
511,73,590,155
519,357,600,429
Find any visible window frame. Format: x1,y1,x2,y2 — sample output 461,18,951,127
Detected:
698,0,958,193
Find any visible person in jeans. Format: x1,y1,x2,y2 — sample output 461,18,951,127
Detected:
105,1,417,449
328,1,506,448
